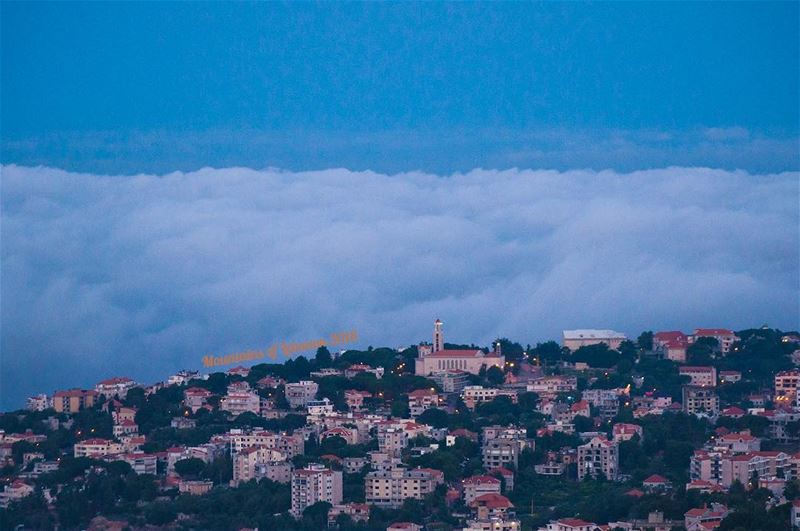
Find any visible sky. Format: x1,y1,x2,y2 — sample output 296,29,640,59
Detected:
1,2,799,408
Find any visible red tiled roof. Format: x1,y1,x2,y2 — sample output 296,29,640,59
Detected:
98,377,133,386
463,475,501,485
427,349,486,358
694,329,734,336
558,518,594,527
470,493,513,509
643,474,669,484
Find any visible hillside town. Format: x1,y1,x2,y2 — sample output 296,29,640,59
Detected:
2,320,799,531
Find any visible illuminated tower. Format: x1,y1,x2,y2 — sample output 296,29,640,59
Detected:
434,319,444,353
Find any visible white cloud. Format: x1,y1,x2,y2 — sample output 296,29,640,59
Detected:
1,165,798,408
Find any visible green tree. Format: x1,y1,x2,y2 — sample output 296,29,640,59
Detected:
174,457,206,478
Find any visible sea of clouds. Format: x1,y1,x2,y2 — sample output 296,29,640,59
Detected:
1,165,798,408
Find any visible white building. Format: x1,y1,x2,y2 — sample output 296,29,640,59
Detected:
168,370,200,386
307,398,335,416
562,330,626,351
415,320,504,376
285,381,319,409
26,394,51,411
219,391,260,416
95,377,137,399
577,436,618,480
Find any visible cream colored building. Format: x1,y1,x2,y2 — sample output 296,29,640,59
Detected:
53,389,97,414
562,330,626,351
74,438,123,458
577,436,618,480
415,320,504,376
364,466,444,507
232,447,291,485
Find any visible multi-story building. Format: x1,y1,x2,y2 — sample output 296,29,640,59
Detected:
582,389,619,419
344,364,385,379
577,436,618,480
407,389,441,417
222,429,304,457
714,431,761,453
376,421,430,457
463,386,499,410
290,464,343,517
26,394,51,411
327,503,370,527
232,447,291,485
95,377,137,399
562,330,626,351
775,369,800,404
74,438,123,458
679,366,717,387
364,466,444,508
415,320,504,376
178,480,214,495
690,449,791,488
285,381,319,409
53,389,98,413
612,423,643,442
719,370,742,384
526,376,577,399
219,391,260,416
682,386,720,416
482,438,523,470
344,389,372,411
121,452,157,475
183,387,213,413
463,475,502,504
430,369,470,393
653,331,689,362
167,370,200,386
690,329,737,354
306,398,335,416
537,518,598,531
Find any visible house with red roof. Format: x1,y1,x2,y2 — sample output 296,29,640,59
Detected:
642,474,672,492
462,475,501,504
654,331,689,362
690,329,737,354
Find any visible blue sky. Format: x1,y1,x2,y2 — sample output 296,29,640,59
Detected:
2,2,798,173
1,3,799,409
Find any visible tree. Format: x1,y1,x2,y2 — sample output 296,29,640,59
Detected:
486,366,505,386
391,396,410,418
637,331,654,351
315,346,332,367
417,408,449,429
174,457,205,478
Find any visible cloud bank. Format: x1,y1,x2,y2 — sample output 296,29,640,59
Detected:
1,165,798,408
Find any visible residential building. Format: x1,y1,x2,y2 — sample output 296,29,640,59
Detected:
220,391,260,416
526,376,577,399
178,480,213,495
463,386,499,410
430,369,470,393
775,369,800,404
167,370,200,386
537,519,599,531
653,331,689,362
679,366,717,387
714,431,761,453
719,370,741,384
74,438,123,458
53,389,98,414
344,364,384,379
121,452,157,475
95,377,137,399
469,493,514,521
232,447,291,485
690,329,737,354
684,503,729,531
577,436,618,480
183,387,213,413
682,386,720,416
408,388,441,417
344,389,372,411
582,389,620,419
290,464,343,517
26,394,51,411
364,466,444,508
285,381,319,409
0,481,34,509
463,475,502,504
327,503,370,527
562,330,626,351
482,438,523,470
612,423,643,442
307,398,335,416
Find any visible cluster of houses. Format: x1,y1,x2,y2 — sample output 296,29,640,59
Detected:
6,320,800,530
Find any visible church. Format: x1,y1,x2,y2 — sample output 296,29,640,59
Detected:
414,319,505,376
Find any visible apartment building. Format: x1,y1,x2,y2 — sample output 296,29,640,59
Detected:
307,398,335,416
290,464,342,517
653,331,689,363
74,438,123,458
219,391,260,416
482,438,523,470
408,388,441,417
285,381,319,409
344,389,372,411
232,447,291,485
364,466,444,508
463,475,502,504
682,386,720,416
463,386,499,410
430,369,470,393
121,452,157,475
376,421,430,457
167,370,200,386
775,369,800,404
577,436,618,480
690,449,791,488
679,366,717,387
25,394,51,412
690,329,737,354
582,389,620,419
526,376,577,398
53,389,98,414
95,377,137,399
183,387,213,413
223,429,304,457
612,423,643,442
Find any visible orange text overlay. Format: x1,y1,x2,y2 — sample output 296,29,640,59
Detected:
202,329,358,368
